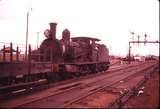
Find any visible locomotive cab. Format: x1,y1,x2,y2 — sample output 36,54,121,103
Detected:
71,37,100,62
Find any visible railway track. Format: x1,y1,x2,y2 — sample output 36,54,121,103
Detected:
61,61,158,108
107,63,159,108
0,62,137,96
0,61,157,108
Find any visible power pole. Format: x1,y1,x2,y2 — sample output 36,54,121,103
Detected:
25,12,29,61
25,8,32,61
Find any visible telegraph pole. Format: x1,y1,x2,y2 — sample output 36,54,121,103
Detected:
25,8,32,61
25,12,29,61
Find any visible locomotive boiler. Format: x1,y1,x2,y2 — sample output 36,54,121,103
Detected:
0,22,110,85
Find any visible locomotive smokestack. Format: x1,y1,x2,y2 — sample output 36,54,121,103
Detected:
50,23,57,40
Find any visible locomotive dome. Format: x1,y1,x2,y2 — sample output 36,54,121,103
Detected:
62,28,70,40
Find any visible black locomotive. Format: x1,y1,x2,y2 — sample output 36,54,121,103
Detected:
0,22,110,85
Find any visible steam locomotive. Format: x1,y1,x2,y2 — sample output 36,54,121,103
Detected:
0,22,110,85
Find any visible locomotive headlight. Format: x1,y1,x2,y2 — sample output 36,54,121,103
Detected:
44,29,50,38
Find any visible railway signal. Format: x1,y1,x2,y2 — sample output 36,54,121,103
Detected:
130,31,135,45
144,33,151,46
128,32,159,64
137,35,140,46
144,33,147,45
137,35,143,46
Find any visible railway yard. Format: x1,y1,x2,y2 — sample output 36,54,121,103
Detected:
0,22,159,109
0,0,159,108
0,60,159,108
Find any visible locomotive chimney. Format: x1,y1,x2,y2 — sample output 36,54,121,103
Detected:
50,22,57,40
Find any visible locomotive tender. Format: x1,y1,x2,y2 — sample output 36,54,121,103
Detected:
0,22,110,85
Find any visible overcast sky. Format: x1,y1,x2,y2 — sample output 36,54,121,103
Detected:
0,0,159,56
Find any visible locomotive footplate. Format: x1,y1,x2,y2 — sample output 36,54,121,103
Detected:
59,62,110,74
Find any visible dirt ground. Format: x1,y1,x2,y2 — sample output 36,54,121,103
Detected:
126,67,159,109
